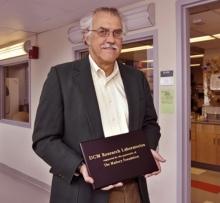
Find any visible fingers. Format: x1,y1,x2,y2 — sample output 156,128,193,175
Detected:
101,182,123,191
79,164,94,184
145,150,166,178
145,170,160,178
101,185,115,191
145,165,161,178
150,150,166,163
79,164,123,190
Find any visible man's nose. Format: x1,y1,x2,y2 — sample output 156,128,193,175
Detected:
105,32,116,43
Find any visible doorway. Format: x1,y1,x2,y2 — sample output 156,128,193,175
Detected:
189,2,220,202
177,0,220,203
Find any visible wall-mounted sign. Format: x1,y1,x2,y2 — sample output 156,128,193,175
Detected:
160,89,174,114
160,70,174,86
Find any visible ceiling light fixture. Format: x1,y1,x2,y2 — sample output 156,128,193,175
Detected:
190,64,201,67
190,54,204,58
0,42,27,61
121,45,153,53
213,33,220,39
190,35,215,43
141,59,154,63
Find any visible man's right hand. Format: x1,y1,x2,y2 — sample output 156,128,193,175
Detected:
79,163,123,190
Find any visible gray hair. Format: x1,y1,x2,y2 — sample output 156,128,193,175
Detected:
80,7,126,40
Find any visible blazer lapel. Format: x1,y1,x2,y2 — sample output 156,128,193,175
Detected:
72,58,104,139
119,64,141,131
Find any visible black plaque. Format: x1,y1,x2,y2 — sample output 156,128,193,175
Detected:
80,130,158,189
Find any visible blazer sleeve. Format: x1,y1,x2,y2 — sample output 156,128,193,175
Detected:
32,67,83,184
141,72,161,150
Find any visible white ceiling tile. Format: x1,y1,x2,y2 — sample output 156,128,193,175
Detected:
190,10,220,36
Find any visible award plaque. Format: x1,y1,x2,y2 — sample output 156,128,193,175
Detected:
80,130,158,189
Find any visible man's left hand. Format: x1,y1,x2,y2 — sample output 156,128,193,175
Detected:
145,149,166,178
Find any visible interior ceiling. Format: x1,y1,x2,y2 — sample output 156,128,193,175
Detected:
189,1,220,50
0,0,220,51
0,0,141,48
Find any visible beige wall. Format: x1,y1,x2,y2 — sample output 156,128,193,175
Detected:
148,0,177,202
0,0,178,202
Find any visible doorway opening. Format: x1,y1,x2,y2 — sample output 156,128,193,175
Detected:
189,2,220,202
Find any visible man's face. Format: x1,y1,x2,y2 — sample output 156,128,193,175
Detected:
85,11,123,67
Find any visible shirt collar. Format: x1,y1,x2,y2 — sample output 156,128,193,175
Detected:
89,54,119,80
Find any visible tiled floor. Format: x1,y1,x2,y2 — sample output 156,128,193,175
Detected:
0,168,50,203
191,167,220,203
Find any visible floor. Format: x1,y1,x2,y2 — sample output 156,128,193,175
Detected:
0,167,50,203
0,165,219,203
191,167,220,203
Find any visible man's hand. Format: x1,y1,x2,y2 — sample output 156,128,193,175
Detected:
79,163,94,184
101,182,123,191
79,163,123,190
145,149,166,178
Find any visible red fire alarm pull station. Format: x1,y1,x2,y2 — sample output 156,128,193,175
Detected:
29,46,39,59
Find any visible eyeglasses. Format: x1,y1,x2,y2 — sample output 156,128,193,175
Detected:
88,27,123,39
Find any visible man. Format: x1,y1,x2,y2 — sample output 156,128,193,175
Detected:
32,7,165,203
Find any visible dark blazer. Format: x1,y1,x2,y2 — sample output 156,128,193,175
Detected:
32,57,161,203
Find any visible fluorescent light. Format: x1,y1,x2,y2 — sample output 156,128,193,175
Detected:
0,42,27,61
190,64,201,67
121,45,153,53
190,35,215,43
141,60,154,63
190,54,204,58
213,33,220,38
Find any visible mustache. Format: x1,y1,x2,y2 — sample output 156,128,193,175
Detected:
101,43,119,50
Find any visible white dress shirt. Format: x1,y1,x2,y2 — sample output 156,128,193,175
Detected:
89,55,129,137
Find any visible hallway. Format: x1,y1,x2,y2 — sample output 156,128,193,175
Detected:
0,166,49,203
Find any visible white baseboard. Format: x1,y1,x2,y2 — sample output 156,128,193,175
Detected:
0,162,51,193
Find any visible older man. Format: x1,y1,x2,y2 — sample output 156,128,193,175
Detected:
32,7,165,203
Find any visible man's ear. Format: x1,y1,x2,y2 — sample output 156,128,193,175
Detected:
84,34,90,46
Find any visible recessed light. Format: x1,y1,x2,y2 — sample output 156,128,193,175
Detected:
192,18,205,25
213,33,220,38
141,60,154,63
190,54,204,58
190,36,215,43
121,45,153,53
190,64,201,67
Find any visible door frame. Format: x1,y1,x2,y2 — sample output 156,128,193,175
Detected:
176,0,219,202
